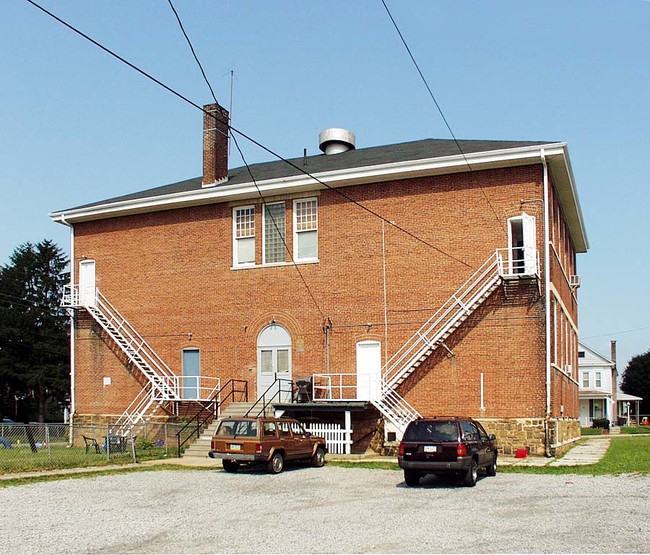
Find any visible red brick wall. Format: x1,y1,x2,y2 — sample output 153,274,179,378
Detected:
71,163,578,427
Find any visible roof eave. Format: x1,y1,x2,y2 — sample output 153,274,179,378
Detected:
49,143,583,229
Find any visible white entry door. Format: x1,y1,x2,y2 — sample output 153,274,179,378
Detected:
357,341,381,401
508,213,536,275
78,260,96,306
257,325,292,402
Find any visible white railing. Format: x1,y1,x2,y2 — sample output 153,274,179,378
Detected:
312,373,358,401
304,422,352,454
496,247,539,278
178,377,221,401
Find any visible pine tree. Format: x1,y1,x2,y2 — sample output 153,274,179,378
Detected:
0,240,69,422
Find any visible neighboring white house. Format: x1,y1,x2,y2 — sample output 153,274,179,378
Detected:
578,342,617,427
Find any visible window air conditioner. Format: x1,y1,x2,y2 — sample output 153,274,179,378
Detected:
564,364,573,375
570,275,581,288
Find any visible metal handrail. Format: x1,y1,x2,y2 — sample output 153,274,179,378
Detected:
176,379,248,458
245,379,295,418
382,251,502,387
312,373,357,400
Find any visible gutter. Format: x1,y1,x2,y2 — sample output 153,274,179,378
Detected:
542,150,552,457
50,143,568,225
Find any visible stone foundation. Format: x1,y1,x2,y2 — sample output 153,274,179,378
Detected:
479,417,580,457
549,418,581,457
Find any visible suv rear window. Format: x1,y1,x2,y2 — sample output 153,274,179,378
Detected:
403,421,459,442
215,420,258,438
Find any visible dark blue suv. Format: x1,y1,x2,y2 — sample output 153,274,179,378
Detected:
398,417,498,487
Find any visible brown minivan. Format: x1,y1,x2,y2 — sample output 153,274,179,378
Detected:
208,417,327,474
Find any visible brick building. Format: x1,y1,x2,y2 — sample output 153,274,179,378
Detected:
51,104,588,456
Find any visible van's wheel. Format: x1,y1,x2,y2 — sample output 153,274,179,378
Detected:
486,456,497,477
268,452,284,474
222,460,239,473
463,460,478,487
404,470,420,487
312,447,325,467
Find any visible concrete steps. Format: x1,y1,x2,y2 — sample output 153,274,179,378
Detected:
180,402,270,459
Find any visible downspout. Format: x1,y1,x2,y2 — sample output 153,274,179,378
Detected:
60,215,75,435
541,150,552,456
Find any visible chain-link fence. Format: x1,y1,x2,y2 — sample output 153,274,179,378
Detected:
0,422,187,474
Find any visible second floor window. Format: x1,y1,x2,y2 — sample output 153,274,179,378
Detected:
264,202,286,264
582,372,589,388
234,206,255,266
294,198,318,261
595,372,602,388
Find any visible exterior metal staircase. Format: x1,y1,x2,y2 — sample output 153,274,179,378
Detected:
63,286,182,436
370,249,538,435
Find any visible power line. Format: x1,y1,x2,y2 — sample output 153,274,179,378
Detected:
581,326,650,340
26,0,472,270
166,0,218,105
379,0,505,232
166,0,326,319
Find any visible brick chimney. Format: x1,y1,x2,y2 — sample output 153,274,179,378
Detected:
202,103,229,187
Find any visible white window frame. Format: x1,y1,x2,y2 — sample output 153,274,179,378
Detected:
582,372,590,388
233,205,256,267
595,372,602,388
293,197,319,262
263,202,286,265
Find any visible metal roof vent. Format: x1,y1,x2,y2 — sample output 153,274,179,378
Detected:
319,128,356,155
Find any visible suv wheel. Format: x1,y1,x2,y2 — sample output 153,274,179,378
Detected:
222,460,239,473
463,460,478,487
486,455,497,477
312,447,325,467
404,470,421,487
267,452,284,474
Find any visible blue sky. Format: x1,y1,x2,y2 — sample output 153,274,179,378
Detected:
1,1,649,371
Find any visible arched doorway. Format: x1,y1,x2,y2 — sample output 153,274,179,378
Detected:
257,324,292,401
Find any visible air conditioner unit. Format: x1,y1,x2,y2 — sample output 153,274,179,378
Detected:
570,275,581,288
564,364,573,375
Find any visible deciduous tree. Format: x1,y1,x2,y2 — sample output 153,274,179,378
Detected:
621,350,650,415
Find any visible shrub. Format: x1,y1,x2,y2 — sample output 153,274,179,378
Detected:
592,418,610,429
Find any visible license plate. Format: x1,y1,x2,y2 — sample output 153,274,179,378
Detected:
423,445,438,453
229,444,241,451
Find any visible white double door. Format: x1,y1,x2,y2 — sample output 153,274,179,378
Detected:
257,325,292,402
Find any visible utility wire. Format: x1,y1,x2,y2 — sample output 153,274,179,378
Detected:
166,0,218,105
26,0,472,269
380,0,505,231
166,0,326,319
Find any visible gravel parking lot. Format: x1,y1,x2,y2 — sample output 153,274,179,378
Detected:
2,466,648,554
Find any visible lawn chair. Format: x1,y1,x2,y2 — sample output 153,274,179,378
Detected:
82,435,101,454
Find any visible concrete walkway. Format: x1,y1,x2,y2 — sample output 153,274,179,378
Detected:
0,437,612,481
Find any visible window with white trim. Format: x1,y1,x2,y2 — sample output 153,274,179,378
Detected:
263,202,286,264
595,372,602,388
233,206,255,266
294,198,318,261
582,372,590,388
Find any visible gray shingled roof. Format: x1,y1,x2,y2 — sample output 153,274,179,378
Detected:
68,138,550,211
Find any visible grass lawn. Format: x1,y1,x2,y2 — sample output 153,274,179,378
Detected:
0,444,171,474
328,436,650,476
496,436,649,475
